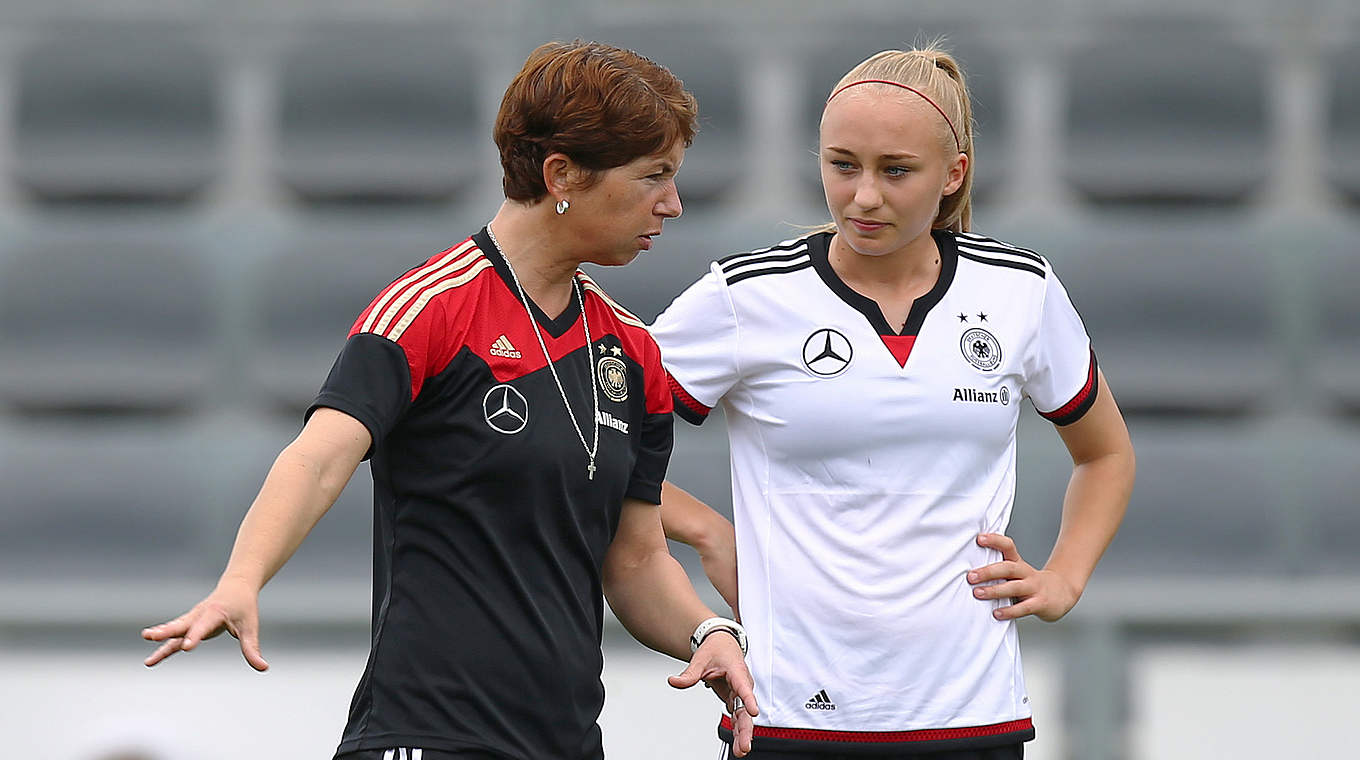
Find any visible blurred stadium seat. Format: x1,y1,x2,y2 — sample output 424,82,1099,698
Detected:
0,417,222,580
1311,215,1360,412
14,24,219,203
275,24,484,203
0,215,218,414
1032,212,1279,416
1064,17,1268,205
1087,418,1289,576
1300,419,1360,574
1326,41,1360,203
207,411,374,583
243,210,470,413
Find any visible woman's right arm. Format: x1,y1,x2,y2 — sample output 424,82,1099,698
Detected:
141,407,372,670
661,481,739,618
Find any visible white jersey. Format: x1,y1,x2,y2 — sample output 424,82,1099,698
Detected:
651,229,1096,753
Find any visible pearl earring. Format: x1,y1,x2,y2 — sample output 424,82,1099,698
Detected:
555,199,570,215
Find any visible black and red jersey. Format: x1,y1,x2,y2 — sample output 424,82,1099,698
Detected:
308,228,673,760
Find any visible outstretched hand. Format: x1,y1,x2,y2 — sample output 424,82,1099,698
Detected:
667,633,759,757
968,533,1081,623
141,579,268,671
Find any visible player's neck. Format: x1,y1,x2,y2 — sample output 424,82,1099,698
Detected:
488,205,581,319
829,230,941,302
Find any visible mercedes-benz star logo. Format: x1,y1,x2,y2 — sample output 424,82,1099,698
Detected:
802,328,853,377
483,384,529,434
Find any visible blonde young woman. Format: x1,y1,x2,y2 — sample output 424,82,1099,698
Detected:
655,46,1135,759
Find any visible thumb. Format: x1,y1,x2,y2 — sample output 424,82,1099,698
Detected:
667,658,705,690
239,626,269,672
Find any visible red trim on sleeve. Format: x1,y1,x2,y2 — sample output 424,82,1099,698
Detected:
718,715,1033,744
667,372,710,419
1038,349,1098,425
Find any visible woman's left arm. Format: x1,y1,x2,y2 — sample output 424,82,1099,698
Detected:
603,497,760,755
969,369,1136,622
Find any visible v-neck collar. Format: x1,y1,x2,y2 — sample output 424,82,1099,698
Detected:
810,228,959,367
474,227,582,339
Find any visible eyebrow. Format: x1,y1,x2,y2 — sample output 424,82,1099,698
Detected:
824,146,921,161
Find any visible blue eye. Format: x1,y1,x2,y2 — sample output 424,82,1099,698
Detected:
885,166,909,177
830,160,854,171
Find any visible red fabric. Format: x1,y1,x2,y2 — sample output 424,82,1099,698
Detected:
718,715,1033,744
667,372,710,418
1039,349,1096,421
879,334,917,367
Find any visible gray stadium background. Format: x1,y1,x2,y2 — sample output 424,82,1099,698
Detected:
1,0,1357,758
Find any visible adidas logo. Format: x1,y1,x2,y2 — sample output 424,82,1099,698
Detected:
804,689,836,711
489,334,522,359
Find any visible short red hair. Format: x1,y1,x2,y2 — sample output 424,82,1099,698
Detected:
494,40,698,201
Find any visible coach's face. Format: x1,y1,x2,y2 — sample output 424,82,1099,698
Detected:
571,141,685,267
819,87,966,258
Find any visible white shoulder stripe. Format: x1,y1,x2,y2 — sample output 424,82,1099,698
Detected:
577,274,647,329
361,239,479,334
368,247,485,337
383,258,495,342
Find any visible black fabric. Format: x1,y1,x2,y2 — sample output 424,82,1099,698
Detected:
309,285,672,760
340,750,512,760
721,739,1025,759
808,229,959,336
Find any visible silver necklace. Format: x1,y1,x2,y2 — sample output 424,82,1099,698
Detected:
486,223,600,479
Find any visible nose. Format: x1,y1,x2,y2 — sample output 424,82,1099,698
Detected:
853,174,883,210
657,180,683,219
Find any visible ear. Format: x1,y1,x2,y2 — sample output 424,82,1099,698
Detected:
942,151,968,196
542,152,583,202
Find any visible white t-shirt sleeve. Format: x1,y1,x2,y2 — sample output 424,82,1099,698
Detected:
1023,265,1099,426
649,265,740,425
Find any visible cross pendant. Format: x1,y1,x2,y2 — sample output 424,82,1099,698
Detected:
587,460,596,480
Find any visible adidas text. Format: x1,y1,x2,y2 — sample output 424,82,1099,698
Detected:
804,690,836,710
490,335,522,359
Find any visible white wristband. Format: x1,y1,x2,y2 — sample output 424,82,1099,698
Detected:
690,616,748,656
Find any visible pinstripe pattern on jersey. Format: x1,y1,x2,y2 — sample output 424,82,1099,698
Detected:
577,271,648,329
360,239,484,337
384,259,495,342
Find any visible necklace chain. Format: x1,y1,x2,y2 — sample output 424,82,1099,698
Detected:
486,223,600,479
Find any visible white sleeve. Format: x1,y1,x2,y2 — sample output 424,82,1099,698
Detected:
649,265,740,425
1022,266,1099,426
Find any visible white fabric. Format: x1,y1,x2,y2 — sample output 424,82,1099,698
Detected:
651,230,1092,732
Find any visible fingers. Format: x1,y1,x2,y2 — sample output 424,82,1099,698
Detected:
977,532,1020,562
235,623,270,672
970,578,1029,601
143,636,186,667
141,615,190,642
731,699,754,757
966,561,1025,584
991,597,1040,621
179,609,228,652
667,659,704,690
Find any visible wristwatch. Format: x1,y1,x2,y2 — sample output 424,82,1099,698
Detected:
690,616,748,656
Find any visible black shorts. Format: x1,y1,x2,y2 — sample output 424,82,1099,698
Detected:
720,742,1024,760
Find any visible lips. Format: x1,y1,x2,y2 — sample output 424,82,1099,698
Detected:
849,218,888,233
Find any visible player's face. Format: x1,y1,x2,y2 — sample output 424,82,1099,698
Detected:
819,88,966,258
570,141,685,267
